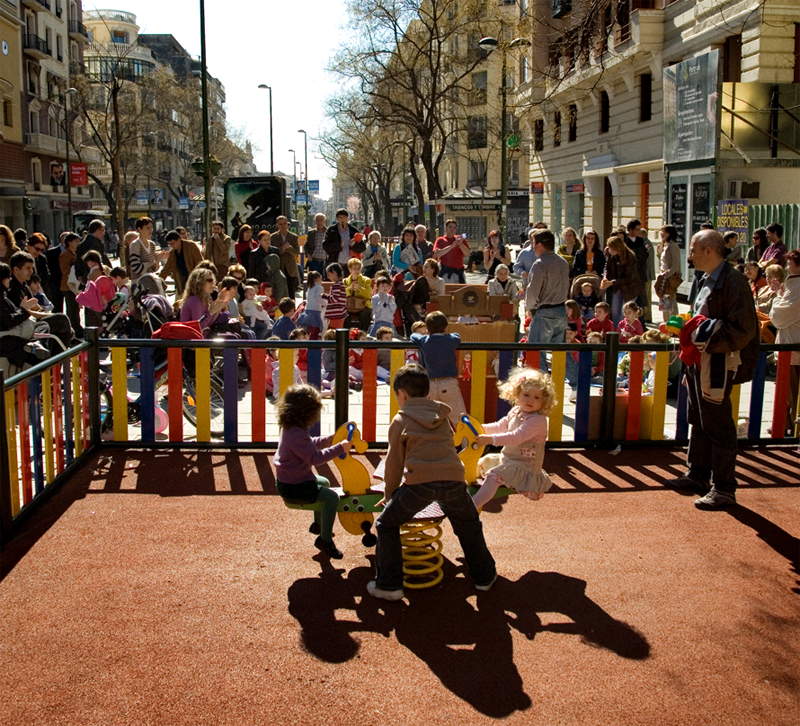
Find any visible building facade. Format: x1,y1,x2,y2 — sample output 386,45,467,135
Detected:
0,0,24,229
518,0,799,283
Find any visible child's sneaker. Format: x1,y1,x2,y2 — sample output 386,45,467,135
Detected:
314,535,343,559
367,580,404,601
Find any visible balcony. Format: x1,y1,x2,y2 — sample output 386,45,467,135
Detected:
25,132,62,154
88,42,154,63
68,20,89,42
69,60,86,76
22,0,51,10
23,34,51,60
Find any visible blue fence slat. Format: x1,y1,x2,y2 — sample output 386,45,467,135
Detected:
574,350,592,441
748,351,768,439
139,347,156,442
497,349,514,420
29,376,45,495
223,347,238,443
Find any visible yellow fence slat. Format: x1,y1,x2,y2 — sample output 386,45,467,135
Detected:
111,347,128,442
730,384,741,423
549,351,566,441
649,351,670,441
5,390,20,516
42,369,54,483
389,349,405,420
470,350,487,423
278,348,293,397
195,348,211,442
71,358,83,456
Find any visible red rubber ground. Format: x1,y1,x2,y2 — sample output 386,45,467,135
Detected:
1,446,798,726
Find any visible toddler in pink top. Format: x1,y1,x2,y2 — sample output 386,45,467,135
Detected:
472,368,556,508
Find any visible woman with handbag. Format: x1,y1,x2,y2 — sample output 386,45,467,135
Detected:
344,258,373,331
655,224,682,321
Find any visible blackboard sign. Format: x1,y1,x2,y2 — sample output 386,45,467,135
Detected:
670,183,687,248
691,182,711,233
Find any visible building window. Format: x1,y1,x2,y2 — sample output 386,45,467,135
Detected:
553,0,571,18
32,159,42,185
568,104,577,141
640,73,652,122
553,111,561,147
467,116,487,149
112,30,127,44
600,91,610,133
471,72,487,105
468,160,487,187
510,159,520,187
519,56,529,84
534,119,544,151
723,35,742,83
3,99,12,127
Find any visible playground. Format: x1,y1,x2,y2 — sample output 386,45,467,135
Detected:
1,444,798,726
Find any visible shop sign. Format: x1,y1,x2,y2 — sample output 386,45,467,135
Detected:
531,182,544,194
447,203,500,211
717,198,748,244
566,183,585,193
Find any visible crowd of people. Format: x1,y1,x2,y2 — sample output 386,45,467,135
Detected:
1,210,797,510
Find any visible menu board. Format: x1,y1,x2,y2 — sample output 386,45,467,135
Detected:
670,183,687,248
691,182,711,233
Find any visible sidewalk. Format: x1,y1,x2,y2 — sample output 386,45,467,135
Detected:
1,446,798,725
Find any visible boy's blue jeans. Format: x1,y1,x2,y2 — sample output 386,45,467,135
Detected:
375,481,496,591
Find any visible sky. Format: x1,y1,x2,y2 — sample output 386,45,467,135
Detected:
88,0,350,198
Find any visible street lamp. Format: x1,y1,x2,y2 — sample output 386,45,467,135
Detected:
478,35,531,243
298,129,309,220
62,87,78,229
288,148,296,219
257,84,274,174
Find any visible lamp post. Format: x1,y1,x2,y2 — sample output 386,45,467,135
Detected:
288,148,296,219
477,35,531,244
297,129,309,220
200,0,212,239
257,84,274,174
62,87,77,230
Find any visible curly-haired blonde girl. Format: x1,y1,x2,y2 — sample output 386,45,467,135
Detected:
472,366,556,508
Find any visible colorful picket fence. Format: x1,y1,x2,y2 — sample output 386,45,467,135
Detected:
1,344,93,540
3,335,798,543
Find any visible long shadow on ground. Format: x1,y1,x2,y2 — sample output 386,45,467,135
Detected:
288,558,650,718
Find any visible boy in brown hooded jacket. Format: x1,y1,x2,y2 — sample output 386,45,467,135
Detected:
368,364,497,601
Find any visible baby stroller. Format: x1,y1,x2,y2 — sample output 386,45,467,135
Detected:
571,273,602,323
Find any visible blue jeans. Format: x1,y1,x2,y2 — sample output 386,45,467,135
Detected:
307,259,326,276
375,481,496,591
529,305,567,372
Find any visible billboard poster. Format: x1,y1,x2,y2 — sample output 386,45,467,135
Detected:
308,180,320,193
136,190,148,205
717,198,749,245
70,163,87,186
663,49,720,164
225,176,287,239
150,189,164,205
179,196,189,210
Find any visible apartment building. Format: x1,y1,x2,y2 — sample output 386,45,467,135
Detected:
518,0,799,281
17,0,96,239
1,0,24,228
433,0,532,243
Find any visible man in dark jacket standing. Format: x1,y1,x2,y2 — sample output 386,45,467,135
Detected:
323,209,362,267
665,230,759,510
271,215,301,298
